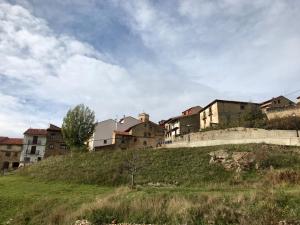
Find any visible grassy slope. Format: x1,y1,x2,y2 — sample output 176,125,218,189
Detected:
1,144,300,225
0,176,112,224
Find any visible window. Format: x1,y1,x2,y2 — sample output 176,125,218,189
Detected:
5,152,11,157
37,157,42,161
14,152,18,157
7,145,11,149
144,132,147,137
278,100,281,104
24,157,30,162
148,132,151,137
121,137,125,143
49,144,54,149
32,136,38,144
50,133,55,140
134,137,137,142
144,123,147,127
30,146,36,154
60,144,67,149
103,140,107,144
240,105,245,110
143,141,147,146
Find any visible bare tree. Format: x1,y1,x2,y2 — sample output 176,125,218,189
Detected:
122,150,144,188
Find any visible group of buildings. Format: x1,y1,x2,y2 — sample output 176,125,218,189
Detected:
1,95,300,171
0,124,68,171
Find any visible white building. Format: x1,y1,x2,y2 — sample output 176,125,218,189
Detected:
20,129,47,164
89,116,141,150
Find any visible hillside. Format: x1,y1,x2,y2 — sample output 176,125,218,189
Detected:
19,144,300,186
2,144,300,225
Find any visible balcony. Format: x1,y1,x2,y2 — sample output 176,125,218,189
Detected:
27,140,43,145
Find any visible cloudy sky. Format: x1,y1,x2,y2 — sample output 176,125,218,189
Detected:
1,0,300,137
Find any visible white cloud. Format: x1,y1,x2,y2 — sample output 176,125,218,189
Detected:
0,1,136,136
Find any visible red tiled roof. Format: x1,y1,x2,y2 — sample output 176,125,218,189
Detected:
0,138,23,145
0,136,8,142
24,128,47,136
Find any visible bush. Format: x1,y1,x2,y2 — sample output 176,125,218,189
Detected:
265,116,300,130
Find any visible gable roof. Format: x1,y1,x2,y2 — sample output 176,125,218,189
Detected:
260,95,294,106
0,138,23,145
0,137,8,142
182,106,202,115
24,128,47,136
124,120,159,132
200,99,259,112
47,124,61,131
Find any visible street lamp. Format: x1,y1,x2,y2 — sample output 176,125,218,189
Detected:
293,113,299,137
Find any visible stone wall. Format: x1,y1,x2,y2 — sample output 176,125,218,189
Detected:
266,106,300,120
164,127,300,148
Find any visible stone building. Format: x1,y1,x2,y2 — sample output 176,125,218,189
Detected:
95,113,164,150
200,100,259,130
0,137,23,170
260,96,295,113
89,116,141,150
44,124,68,157
164,106,202,143
20,129,47,164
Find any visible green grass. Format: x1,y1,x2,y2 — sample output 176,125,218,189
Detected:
0,176,112,224
2,144,300,225
18,144,300,187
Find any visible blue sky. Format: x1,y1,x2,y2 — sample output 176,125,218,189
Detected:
1,0,300,137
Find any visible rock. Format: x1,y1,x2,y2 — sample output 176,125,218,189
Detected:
209,150,257,171
74,220,92,225
209,150,229,164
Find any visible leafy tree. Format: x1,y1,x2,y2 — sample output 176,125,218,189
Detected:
240,107,267,128
62,104,96,150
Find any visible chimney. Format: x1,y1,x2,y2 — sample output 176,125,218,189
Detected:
138,113,149,122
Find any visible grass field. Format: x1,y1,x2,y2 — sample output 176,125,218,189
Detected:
1,144,300,225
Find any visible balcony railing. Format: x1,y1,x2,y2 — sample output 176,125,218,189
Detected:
27,140,43,145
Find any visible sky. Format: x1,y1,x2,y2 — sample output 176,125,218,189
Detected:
1,0,300,137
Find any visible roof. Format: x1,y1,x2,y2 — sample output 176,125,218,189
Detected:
47,124,61,131
297,96,300,99
164,112,199,124
182,106,202,115
260,95,285,106
0,136,8,142
200,99,259,112
124,120,159,132
24,128,47,136
0,137,23,145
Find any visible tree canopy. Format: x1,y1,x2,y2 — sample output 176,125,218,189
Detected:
62,104,96,150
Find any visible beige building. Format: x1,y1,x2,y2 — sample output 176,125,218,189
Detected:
260,96,295,113
95,113,164,150
0,137,23,170
164,106,202,143
200,100,259,130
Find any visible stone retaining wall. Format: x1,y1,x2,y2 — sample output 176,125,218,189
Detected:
164,127,300,148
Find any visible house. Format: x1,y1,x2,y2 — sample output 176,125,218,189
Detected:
200,100,259,130
0,137,23,170
260,96,295,113
44,124,68,158
89,116,141,150
163,106,202,143
95,113,164,150
264,97,300,120
20,128,47,164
